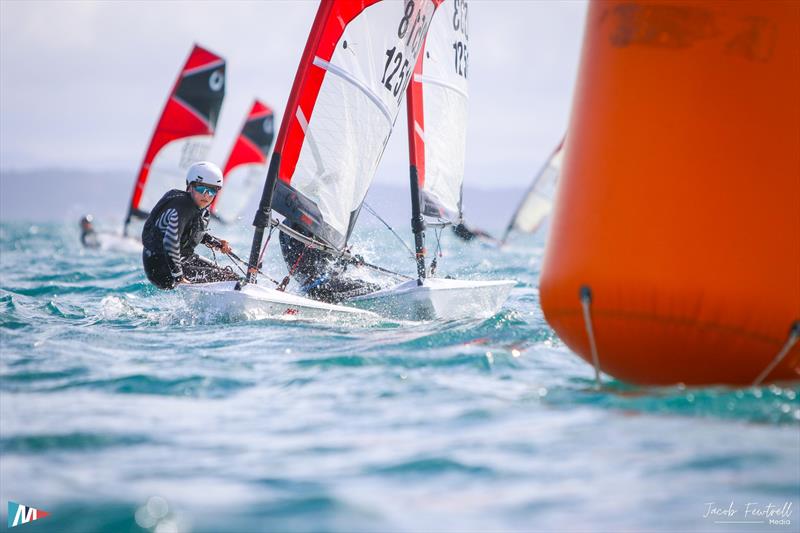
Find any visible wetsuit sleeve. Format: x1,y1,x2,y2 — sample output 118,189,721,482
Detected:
201,233,217,247
156,207,189,280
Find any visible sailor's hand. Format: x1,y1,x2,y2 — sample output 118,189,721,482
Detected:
175,276,191,285
217,239,232,255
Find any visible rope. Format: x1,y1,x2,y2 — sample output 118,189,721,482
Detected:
289,245,307,275
354,260,413,280
752,321,800,386
579,285,602,389
225,251,280,286
227,254,248,279
277,244,306,292
256,224,275,272
276,220,412,281
428,227,444,277
363,202,416,259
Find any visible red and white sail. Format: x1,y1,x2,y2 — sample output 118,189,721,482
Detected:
212,100,275,223
268,0,440,250
126,44,226,224
502,138,565,242
407,0,469,224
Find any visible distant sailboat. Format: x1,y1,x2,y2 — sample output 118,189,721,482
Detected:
124,44,226,235
211,100,275,224
348,0,515,318
405,0,469,270
500,137,564,244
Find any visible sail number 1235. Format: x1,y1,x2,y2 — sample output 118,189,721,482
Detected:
381,0,430,101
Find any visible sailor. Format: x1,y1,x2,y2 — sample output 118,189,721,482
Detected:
79,214,101,249
452,219,498,244
141,161,241,289
278,224,380,304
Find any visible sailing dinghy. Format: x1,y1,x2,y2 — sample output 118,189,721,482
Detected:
181,0,442,321
500,138,564,245
211,100,275,224
347,0,515,320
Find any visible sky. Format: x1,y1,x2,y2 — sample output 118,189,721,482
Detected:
0,0,587,188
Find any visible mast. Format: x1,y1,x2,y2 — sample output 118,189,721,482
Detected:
406,48,427,283
246,153,281,283
124,44,226,235
409,166,427,284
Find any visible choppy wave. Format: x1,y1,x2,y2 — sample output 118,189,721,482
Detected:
1,221,797,532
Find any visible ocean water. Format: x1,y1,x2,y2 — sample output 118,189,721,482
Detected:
1,220,798,533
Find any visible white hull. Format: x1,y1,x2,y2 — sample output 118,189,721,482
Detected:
179,281,379,322
346,278,515,321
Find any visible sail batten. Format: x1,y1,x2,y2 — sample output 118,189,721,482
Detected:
312,57,393,123
414,74,468,99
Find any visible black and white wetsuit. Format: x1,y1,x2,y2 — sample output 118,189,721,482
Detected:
141,189,240,289
279,225,380,304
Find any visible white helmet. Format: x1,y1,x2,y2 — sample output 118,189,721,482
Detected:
186,161,224,189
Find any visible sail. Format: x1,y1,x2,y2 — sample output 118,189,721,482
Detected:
212,100,275,223
407,0,469,224
501,138,565,242
264,0,440,250
126,44,226,224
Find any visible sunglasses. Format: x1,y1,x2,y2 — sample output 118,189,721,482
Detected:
193,184,219,197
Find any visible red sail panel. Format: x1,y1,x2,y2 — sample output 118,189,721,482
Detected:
406,40,427,189
211,100,275,218
221,100,274,176
128,44,226,217
273,0,381,186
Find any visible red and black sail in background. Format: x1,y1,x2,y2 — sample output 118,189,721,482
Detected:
126,44,226,227
211,100,275,219
221,100,274,178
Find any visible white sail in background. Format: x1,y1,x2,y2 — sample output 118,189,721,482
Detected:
407,0,469,224
502,138,564,242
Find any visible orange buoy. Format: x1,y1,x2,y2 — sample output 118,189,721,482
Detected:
540,0,800,386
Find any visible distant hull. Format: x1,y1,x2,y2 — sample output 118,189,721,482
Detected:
347,278,515,321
